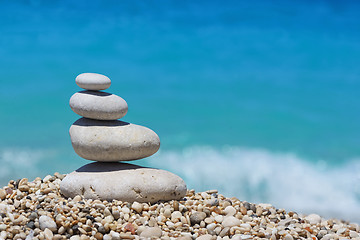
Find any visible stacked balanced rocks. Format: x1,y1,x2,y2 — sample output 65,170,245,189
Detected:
60,73,187,203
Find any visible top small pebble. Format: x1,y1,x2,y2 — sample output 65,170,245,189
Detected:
75,73,111,90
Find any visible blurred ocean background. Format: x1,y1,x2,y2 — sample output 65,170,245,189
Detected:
1,0,360,222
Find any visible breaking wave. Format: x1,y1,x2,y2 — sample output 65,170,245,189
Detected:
149,146,360,223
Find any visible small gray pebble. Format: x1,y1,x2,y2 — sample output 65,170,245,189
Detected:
244,202,251,210
26,221,35,229
190,212,206,225
98,225,106,234
28,212,38,221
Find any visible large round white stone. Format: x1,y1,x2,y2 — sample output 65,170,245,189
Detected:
69,91,128,120
76,73,111,90
70,118,160,161
60,162,187,203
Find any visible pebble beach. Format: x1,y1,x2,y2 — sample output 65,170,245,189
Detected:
0,174,359,240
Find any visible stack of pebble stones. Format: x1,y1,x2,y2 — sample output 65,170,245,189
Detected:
60,73,187,203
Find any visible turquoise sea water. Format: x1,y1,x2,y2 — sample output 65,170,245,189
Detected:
1,0,360,221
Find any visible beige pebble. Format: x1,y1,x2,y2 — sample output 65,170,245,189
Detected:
136,226,146,235
178,236,192,240
196,234,214,240
256,206,263,216
336,227,346,235
171,211,182,220
103,234,112,240
70,236,81,240
284,234,294,240
131,202,143,213
78,228,87,235
139,227,162,238
0,189,6,200
231,235,242,240
212,226,221,235
105,215,114,224
112,210,120,219
148,218,156,227
222,201,231,208
43,188,52,194
173,201,179,211
305,214,321,225
201,192,209,199
18,185,29,192
95,203,106,210
73,195,82,202
122,206,130,214
220,227,230,237
240,206,247,215
104,208,112,217
39,216,57,232
163,209,172,218
224,206,236,216
18,178,28,186
222,216,241,228
119,232,135,239
94,232,103,240
240,223,251,231
204,217,213,224
44,228,53,240
215,215,223,223
53,234,63,240
58,226,65,235
180,216,188,224
0,224,7,231
350,230,359,238
109,230,120,240
166,221,175,228
82,225,92,232
242,215,252,222
20,232,26,239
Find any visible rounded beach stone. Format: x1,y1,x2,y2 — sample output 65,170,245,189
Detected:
305,213,321,225
70,118,160,161
60,162,187,203
196,235,214,240
70,91,128,120
39,216,57,232
222,216,241,228
139,227,162,238
75,73,111,90
190,212,206,225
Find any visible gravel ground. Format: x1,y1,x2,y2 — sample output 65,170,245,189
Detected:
0,173,359,240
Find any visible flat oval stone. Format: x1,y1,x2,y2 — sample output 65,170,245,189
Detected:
76,73,111,90
70,118,160,161
60,162,187,203
70,91,128,120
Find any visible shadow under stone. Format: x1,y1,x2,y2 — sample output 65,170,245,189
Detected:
79,90,112,97
72,117,130,127
75,162,149,173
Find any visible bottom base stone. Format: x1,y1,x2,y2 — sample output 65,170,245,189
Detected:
60,162,187,203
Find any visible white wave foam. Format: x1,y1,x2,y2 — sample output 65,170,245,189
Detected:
150,146,360,223
0,148,55,187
